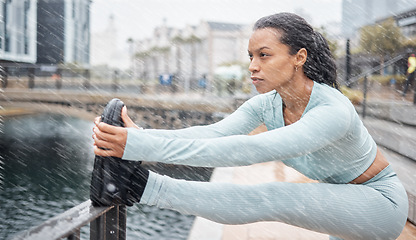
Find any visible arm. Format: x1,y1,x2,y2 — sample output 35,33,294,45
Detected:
122,104,352,167
93,96,264,158
137,97,264,139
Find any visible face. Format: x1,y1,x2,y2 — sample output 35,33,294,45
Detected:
248,28,297,93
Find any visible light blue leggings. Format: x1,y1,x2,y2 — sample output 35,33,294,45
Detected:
140,165,408,240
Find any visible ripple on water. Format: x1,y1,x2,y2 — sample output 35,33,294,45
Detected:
0,114,212,240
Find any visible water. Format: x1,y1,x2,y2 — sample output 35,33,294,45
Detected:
0,113,212,239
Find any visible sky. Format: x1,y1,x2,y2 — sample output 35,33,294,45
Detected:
90,0,342,46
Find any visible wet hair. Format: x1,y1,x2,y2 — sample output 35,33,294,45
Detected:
253,12,339,89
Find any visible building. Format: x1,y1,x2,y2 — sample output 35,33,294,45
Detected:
90,15,130,70
338,6,416,86
342,0,416,38
389,8,416,40
37,0,90,66
133,20,251,94
0,0,37,64
1,0,90,80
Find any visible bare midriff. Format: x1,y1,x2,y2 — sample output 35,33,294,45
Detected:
349,148,390,184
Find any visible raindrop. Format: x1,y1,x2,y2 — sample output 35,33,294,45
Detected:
106,183,116,192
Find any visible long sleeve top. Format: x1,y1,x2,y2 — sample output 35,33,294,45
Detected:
122,82,377,184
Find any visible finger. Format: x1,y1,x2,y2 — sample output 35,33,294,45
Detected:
94,116,101,126
94,126,117,141
121,106,139,129
94,145,122,158
93,129,126,153
94,145,112,157
97,122,121,135
93,134,114,149
99,125,128,144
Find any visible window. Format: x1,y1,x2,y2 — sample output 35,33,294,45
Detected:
3,0,9,52
24,0,29,54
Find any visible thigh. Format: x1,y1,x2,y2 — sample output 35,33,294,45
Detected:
257,181,407,240
144,174,407,240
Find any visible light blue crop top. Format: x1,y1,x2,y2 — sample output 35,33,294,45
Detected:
123,82,377,184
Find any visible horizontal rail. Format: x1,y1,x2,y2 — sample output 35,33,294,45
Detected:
349,54,405,84
11,200,121,240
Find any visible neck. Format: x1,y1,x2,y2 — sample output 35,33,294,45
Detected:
279,78,314,111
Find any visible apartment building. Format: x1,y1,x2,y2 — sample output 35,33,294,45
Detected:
342,0,416,38
133,20,251,93
1,0,90,76
0,0,37,64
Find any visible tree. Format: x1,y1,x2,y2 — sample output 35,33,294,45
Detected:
403,37,416,50
359,18,403,74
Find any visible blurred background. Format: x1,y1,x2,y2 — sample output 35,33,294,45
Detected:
2,0,416,239
1,0,415,99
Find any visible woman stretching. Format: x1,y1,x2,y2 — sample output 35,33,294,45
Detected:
92,12,408,240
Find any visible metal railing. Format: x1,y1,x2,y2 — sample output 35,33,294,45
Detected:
346,54,411,118
348,54,405,85
12,200,127,240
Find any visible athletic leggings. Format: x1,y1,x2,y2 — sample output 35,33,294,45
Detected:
139,165,408,240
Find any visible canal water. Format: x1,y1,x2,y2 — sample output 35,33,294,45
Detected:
0,113,212,239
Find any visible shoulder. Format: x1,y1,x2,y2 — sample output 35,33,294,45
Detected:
249,90,278,101
313,83,354,109
307,83,356,123
241,90,280,109
235,91,281,122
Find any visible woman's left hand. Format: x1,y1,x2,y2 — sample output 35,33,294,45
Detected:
93,121,128,158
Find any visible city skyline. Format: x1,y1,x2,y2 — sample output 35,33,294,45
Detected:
91,0,342,46
90,0,343,68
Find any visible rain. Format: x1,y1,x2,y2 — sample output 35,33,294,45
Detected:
1,0,416,239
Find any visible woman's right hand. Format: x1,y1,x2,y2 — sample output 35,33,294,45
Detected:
94,106,142,130
92,106,142,157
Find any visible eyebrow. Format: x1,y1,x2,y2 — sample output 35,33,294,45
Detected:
259,46,271,50
248,46,271,53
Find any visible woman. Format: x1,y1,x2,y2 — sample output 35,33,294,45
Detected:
93,13,408,240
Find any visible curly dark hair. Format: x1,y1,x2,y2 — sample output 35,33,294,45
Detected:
253,12,339,89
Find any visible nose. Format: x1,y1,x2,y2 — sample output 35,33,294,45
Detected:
248,58,260,73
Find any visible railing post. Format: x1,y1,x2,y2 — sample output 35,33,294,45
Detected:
67,230,80,240
55,68,62,90
90,205,127,240
345,39,351,87
362,75,368,119
112,70,119,93
0,65,7,88
84,69,91,89
28,68,35,89
413,85,416,105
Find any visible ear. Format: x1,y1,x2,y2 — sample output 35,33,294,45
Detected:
294,48,307,67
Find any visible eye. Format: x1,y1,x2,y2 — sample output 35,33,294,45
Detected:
260,52,268,57
248,53,253,61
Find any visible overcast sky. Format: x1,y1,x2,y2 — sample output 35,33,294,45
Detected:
91,0,342,45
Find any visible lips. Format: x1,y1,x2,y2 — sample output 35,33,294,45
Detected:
251,76,263,84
